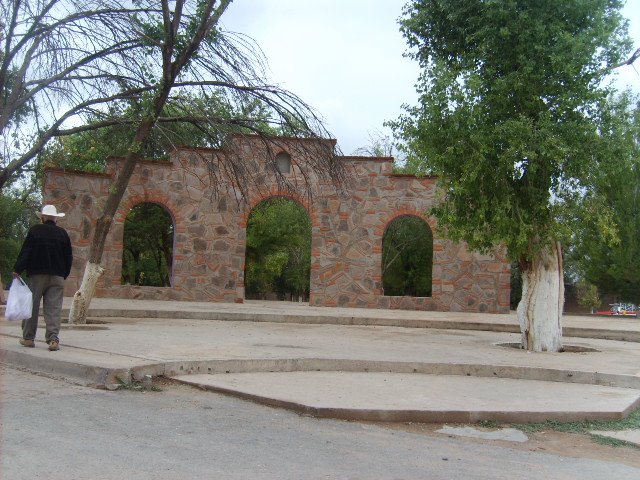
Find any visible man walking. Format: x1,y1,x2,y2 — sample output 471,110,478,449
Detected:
13,205,73,351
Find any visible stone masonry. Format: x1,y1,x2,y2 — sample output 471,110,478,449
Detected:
43,135,510,313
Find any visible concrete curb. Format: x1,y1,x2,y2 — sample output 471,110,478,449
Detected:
173,372,640,424
4,302,638,341
5,343,640,393
0,347,132,389
156,357,640,390
72,309,640,342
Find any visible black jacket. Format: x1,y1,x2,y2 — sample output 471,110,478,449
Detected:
14,220,73,279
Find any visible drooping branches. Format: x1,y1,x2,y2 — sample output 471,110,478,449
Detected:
0,0,153,188
60,0,346,324
1,1,346,193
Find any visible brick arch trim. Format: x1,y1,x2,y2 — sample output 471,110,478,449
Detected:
114,191,178,223
106,193,180,288
115,192,182,235
240,188,313,228
374,208,437,238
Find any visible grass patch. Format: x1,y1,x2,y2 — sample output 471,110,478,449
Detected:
511,406,640,449
590,434,637,448
513,407,640,434
117,378,162,392
477,419,501,429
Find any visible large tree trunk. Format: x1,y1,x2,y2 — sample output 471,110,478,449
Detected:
516,241,564,352
68,147,147,324
68,262,105,324
68,125,152,324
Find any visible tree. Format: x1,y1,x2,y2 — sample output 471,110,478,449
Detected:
575,280,601,314
382,216,432,297
0,0,149,189
121,203,173,287
245,198,312,301
0,0,308,189
36,94,275,174
69,1,345,323
0,188,38,290
392,0,632,351
352,130,396,157
566,91,640,304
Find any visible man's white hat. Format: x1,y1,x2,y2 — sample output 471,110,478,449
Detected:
37,204,65,218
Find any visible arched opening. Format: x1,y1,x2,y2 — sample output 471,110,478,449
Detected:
244,197,311,301
382,215,433,297
121,202,174,287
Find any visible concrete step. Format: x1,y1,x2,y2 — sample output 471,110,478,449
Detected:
0,338,155,389
5,299,639,341
55,308,640,342
172,371,640,424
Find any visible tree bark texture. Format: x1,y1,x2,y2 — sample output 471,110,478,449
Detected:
68,262,105,324
516,241,564,352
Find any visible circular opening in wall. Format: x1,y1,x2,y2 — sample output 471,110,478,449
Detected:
496,342,600,353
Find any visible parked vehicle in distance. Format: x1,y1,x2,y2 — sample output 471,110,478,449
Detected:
596,302,637,317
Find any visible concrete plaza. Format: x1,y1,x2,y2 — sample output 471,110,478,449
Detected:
1,298,639,444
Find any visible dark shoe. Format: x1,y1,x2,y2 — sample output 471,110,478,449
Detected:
48,339,59,351
19,338,35,348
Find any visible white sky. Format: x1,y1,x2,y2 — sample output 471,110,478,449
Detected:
222,1,640,155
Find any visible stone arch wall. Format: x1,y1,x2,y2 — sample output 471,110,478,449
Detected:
43,135,510,312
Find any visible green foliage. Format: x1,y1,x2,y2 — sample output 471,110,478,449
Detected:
121,203,174,287
116,377,162,392
244,198,311,300
37,95,254,173
566,92,640,303
391,0,632,264
382,216,433,297
0,191,39,286
40,129,129,174
575,280,601,312
513,406,640,449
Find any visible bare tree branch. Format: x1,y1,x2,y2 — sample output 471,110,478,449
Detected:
599,47,640,74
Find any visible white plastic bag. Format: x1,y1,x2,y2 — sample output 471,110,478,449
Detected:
5,277,32,322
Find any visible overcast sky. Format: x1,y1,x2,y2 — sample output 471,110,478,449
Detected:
222,1,640,155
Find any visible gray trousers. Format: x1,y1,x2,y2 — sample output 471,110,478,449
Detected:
22,274,64,343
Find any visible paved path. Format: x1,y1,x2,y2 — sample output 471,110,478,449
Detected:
1,298,639,443
5,366,638,480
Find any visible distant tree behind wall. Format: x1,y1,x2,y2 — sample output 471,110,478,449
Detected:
382,216,433,297
244,198,311,301
121,203,173,287
36,96,277,175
